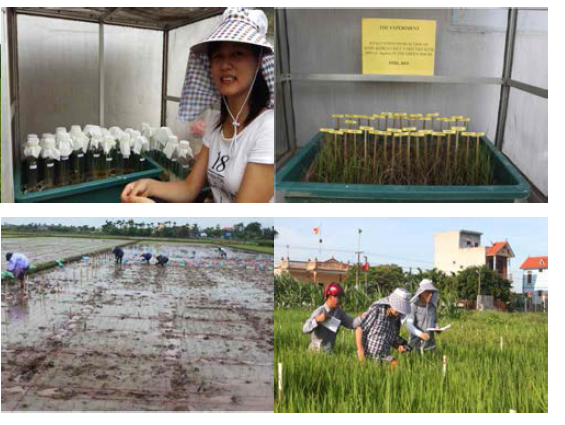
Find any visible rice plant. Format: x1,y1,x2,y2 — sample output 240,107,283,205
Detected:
304,115,495,186
274,308,548,413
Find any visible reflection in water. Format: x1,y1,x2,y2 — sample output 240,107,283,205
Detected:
9,293,30,324
113,263,125,280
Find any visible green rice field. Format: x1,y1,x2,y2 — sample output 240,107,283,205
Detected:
274,308,548,413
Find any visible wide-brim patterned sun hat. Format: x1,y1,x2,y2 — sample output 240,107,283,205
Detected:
410,279,439,306
376,288,412,317
179,7,275,121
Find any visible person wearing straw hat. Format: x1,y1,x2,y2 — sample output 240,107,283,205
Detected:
121,7,274,203
355,288,412,365
303,282,365,353
406,279,440,351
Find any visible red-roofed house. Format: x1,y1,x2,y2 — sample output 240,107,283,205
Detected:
434,230,514,279
275,257,350,284
520,256,548,311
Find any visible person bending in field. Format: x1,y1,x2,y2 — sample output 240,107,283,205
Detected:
5,252,31,296
356,288,412,366
113,248,125,264
218,247,228,259
156,255,169,267
406,279,440,351
140,253,152,264
303,282,365,353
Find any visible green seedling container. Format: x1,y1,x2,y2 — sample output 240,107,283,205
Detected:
15,156,163,203
276,132,530,203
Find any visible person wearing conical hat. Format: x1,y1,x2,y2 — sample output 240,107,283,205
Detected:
406,279,440,351
355,288,412,365
121,7,274,203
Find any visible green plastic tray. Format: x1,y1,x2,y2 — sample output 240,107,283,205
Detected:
15,156,163,203
276,132,530,203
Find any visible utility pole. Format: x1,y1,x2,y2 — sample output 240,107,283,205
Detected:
286,244,290,259
476,269,481,311
355,229,363,289
364,255,368,293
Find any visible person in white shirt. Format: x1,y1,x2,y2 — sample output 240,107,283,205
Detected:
121,8,274,203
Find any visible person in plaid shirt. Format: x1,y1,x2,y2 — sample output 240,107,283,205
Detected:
355,288,412,365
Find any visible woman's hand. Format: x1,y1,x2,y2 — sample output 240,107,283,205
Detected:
126,196,155,203
121,179,156,203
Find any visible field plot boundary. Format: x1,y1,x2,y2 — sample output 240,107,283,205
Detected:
2,233,274,254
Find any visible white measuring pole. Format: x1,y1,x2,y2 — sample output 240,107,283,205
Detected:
500,336,504,351
278,362,283,400
442,355,447,376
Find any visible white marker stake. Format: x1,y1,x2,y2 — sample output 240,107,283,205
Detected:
278,362,283,401
500,336,504,351
442,355,447,376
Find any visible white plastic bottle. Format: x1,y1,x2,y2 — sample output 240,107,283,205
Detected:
118,134,132,176
177,140,194,180
58,134,74,186
41,138,60,189
71,132,89,184
23,135,42,193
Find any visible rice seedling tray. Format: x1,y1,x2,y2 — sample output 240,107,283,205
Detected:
276,132,529,203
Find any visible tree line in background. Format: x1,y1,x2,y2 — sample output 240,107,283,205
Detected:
275,263,514,317
2,221,277,244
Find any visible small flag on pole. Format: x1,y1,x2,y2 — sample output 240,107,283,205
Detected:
313,227,320,235
362,259,370,272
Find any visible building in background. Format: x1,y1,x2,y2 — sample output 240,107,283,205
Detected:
520,256,548,312
275,257,350,284
434,230,515,280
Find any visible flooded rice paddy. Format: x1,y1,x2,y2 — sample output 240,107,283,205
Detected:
1,238,132,271
1,242,274,411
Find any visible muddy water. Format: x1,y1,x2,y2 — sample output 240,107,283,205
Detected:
1,243,274,411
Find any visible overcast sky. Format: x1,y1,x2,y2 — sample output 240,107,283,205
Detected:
274,217,547,278
1,217,273,228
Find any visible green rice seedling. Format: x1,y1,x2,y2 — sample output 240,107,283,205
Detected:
304,113,497,187
426,113,440,131
274,308,548,413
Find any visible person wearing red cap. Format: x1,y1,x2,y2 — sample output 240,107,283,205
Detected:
302,282,365,352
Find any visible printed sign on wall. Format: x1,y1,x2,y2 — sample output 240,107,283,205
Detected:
362,19,436,76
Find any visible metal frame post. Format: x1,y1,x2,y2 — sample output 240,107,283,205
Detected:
99,22,105,127
9,7,20,202
1,8,15,202
276,8,298,162
495,8,518,150
161,29,170,127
